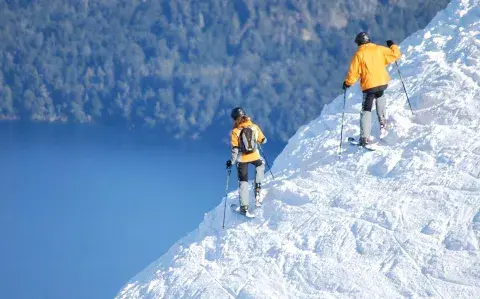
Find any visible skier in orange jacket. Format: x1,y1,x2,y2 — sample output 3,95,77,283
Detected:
226,107,266,216
343,32,401,147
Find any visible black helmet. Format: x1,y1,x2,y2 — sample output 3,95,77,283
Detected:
355,32,370,46
230,107,245,120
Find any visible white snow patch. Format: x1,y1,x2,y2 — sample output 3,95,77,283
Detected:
116,1,480,298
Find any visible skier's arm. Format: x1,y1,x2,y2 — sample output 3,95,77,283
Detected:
382,44,401,64
230,130,239,163
256,125,266,144
344,54,361,86
230,147,239,164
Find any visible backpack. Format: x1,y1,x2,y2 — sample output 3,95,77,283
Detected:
239,125,258,154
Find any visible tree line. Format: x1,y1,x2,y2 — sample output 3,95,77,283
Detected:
0,0,449,141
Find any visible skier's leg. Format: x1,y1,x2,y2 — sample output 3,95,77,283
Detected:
237,162,250,211
375,91,388,138
360,92,375,145
253,159,265,204
375,91,386,127
253,159,265,185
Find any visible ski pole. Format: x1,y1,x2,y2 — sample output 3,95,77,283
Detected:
258,144,275,180
338,89,347,158
221,167,231,229
395,61,413,115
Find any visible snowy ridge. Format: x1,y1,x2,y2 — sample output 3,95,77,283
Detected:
116,0,480,298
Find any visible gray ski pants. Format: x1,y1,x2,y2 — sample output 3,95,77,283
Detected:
237,159,264,208
360,89,387,139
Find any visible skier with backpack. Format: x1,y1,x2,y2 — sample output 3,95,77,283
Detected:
343,32,402,149
226,107,267,218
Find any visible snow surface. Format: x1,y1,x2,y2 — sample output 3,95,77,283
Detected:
116,0,480,298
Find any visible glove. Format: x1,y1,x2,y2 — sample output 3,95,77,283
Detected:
226,160,232,169
342,81,351,90
386,40,395,47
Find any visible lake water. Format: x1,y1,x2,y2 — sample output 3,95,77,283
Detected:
0,122,285,299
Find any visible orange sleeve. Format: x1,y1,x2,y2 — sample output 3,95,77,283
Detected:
256,125,265,143
382,44,401,65
344,53,361,86
230,129,239,147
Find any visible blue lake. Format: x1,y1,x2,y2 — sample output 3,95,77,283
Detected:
0,122,285,299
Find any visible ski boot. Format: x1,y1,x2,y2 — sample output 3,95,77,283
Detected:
360,137,377,151
239,205,255,218
359,137,368,146
380,122,389,139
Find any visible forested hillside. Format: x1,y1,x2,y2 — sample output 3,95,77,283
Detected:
0,0,450,141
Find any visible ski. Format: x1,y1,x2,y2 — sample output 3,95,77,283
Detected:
230,204,255,219
347,137,377,151
379,128,389,139
254,194,263,207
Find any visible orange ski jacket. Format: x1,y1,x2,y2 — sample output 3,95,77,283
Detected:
345,43,401,91
230,119,266,163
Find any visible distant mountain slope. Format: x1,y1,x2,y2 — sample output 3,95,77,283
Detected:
0,0,450,141
115,0,480,298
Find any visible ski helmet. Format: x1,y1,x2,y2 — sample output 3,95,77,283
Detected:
355,32,370,46
230,107,246,120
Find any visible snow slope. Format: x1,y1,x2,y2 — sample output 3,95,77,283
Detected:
116,0,480,298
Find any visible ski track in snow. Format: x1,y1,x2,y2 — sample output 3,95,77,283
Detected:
116,0,480,298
